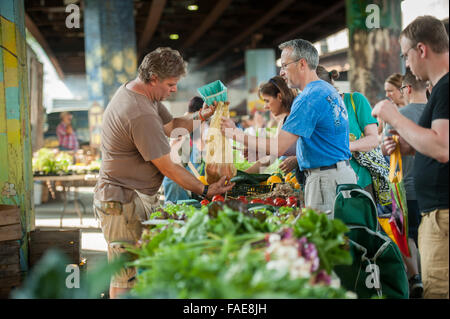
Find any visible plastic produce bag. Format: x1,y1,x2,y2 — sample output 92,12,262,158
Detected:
204,101,237,184
198,80,236,185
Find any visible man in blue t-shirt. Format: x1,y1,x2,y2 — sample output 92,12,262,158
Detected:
221,39,356,217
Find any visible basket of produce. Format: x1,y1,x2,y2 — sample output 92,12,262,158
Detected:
197,80,227,105
228,183,274,197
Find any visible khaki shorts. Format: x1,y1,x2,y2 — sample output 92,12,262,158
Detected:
418,208,449,299
93,191,160,289
304,160,357,219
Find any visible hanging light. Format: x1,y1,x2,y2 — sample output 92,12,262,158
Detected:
187,4,199,11
169,34,180,40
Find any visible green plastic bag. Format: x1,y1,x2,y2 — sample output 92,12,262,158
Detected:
333,184,409,299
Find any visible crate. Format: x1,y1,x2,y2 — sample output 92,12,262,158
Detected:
228,183,274,197
29,229,81,268
0,240,22,299
0,205,22,242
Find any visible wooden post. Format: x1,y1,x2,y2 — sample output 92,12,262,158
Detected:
1,0,34,271
346,0,403,106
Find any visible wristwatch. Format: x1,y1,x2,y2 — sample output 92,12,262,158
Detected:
201,185,209,199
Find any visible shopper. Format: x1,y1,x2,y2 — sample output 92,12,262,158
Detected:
385,73,407,108
162,96,205,204
316,65,379,200
93,47,234,298
56,111,79,151
222,39,356,217
372,15,449,299
382,67,427,298
244,75,297,174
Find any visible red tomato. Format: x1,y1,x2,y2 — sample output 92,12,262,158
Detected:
238,196,248,204
274,197,287,207
264,197,274,206
200,199,210,206
212,195,225,202
250,198,265,204
287,196,297,207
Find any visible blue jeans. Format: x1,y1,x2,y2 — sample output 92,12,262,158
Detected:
162,176,190,204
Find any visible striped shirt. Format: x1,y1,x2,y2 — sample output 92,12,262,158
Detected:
56,122,79,151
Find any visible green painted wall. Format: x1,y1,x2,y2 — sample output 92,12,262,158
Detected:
1,0,33,271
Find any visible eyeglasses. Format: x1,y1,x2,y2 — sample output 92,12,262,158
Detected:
399,85,409,94
400,45,416,61
280,58,301,70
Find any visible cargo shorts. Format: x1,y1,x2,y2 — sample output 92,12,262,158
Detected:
93,191,160,289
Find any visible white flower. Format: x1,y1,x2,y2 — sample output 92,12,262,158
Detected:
268,234,281,244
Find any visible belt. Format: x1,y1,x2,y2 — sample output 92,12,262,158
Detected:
306,160,350,174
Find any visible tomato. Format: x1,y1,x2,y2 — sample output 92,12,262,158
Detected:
264,197,274,206
237,196,248,204
287,196,297,207
274,197,287,207
250,198,265,204
212,195,225,202
200,199,210,206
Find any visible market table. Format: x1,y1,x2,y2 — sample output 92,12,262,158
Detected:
33,174,99,228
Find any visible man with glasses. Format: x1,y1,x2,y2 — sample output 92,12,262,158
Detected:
372,16,449,299
382,68,428,298
221,39,356,218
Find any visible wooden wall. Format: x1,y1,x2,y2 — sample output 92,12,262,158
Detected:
1,0,34,271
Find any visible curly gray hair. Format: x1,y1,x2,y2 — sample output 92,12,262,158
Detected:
138,47,187,83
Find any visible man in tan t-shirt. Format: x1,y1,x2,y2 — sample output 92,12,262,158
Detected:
93,47,234,299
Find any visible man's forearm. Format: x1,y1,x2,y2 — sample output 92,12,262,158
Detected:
231,129,279,158
161,162,204,195
389,114,448,162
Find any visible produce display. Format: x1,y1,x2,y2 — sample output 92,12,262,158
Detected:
32,147,100,176
126,201,355,298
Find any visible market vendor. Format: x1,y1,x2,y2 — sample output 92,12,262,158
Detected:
93,47,234,299
221,39,356,218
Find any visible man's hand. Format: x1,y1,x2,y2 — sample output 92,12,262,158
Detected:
381,135,397,155
279,156,298,175
220,117,237,137
387,129,415,155
371,99,400,125
201,101,220,120
206,176,235,198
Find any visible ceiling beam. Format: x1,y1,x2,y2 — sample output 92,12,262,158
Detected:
25,13,65,79
193,0,295,71
138,0,167,54
274,0,345,45
182,0,232,49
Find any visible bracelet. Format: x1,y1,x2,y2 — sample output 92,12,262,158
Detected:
198,110,205,122
201,185,209,199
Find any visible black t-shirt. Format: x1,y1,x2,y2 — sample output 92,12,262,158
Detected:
413,72,449,213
